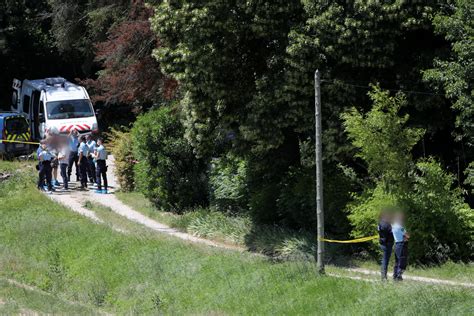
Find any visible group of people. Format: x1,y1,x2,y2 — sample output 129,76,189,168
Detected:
37,128,108,194
378,211,410,281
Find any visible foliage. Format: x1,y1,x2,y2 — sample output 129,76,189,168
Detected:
131,107,209,211
342,87,424,189
405,159,473,262
108,128,135,192
423,0,474,146
209,154,249,213
343,89,473,262
81,0,177,109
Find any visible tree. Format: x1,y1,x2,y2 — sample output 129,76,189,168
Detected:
81,0,177,110
424,0,474,147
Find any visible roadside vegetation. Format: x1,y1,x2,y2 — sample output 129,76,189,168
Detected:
0,161,473,315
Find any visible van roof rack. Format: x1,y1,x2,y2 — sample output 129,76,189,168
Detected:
45,77,67,87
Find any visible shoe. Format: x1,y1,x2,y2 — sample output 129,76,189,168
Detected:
102,190,108,194
94,190,103,194
54,180,61,187
46,190,53,195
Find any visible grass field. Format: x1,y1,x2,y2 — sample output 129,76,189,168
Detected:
116,191,474,282
0,161,473,314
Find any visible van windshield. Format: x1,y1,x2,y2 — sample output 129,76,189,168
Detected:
6,117,29,134
46,100,94,120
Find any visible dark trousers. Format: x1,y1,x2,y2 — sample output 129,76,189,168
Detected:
38,161,53,191
96,160,108,191
68,151,79,180
79,156,88,188
87,156,96,182
60,163,68,189
394,242,408,280
380,243,393,280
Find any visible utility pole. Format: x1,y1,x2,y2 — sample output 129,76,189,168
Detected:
314,69,325,274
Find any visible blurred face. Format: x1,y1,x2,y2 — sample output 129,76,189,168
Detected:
41,143,47,150
97,139,102,146
72,129,78,136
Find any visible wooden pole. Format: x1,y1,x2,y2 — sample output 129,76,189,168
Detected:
314,69,325,274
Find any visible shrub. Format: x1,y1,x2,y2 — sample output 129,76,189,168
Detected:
131,107,209,211
107,128,136,192
404,160,473,262
209,154,249,213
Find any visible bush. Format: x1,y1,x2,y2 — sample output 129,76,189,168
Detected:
108,128,135,192
131,107,209,211
405,160,473,262
209,154,249,213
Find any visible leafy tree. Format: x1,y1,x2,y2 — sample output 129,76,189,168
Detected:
342,87,425,190
81,0,177,110
424,0,474,146
344,88,473,262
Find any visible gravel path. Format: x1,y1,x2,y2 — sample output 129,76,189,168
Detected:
49,155,244,251
48,155,474,288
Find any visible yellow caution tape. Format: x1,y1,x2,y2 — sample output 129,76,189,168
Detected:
0,139,40,145
320,235,378,243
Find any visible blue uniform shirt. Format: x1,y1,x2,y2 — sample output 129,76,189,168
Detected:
39,149,54,161
78,142,89,157
69,135,79,152
96,145,107,160
87,140,96,156
392,223,406,243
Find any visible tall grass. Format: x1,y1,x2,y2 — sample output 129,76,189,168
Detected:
0,162,473,314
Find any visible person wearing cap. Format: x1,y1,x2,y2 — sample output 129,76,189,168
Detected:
68,129,80,182
86,134,97,184
94,138,108,194
37,140,55,193
77,136,89,189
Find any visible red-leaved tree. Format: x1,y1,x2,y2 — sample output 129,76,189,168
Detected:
82,0,176,111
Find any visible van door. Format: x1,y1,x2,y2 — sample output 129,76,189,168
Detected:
31,91,41,139
38,94,46,139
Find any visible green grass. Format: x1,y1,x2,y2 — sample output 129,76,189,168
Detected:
0,279,98,314
0,162,473,314
117,191,474,281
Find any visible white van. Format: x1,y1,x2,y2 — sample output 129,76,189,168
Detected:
11,77,99,140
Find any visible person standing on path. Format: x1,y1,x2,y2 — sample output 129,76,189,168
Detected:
392,213,409,281
58,140,70,190
377,211,394,281
77,136,90,190
67,129,80,182
37,140,55,193
94,137,108,194
86,134,97,184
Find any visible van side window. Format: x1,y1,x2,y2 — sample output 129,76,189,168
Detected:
23,95,30,114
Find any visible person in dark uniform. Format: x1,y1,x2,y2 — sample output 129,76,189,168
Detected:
94,138,108,194
377,211,394,281
37,140,55,193
77,136,89,190
86,134,97,184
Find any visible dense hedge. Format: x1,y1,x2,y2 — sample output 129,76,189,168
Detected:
131,107,209,211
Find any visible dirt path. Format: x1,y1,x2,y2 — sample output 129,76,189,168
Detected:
49,156,244,252
48,156,474,289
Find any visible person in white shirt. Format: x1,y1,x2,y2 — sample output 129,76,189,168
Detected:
58,140,70,190
86,134,97,184
94,138,108,194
